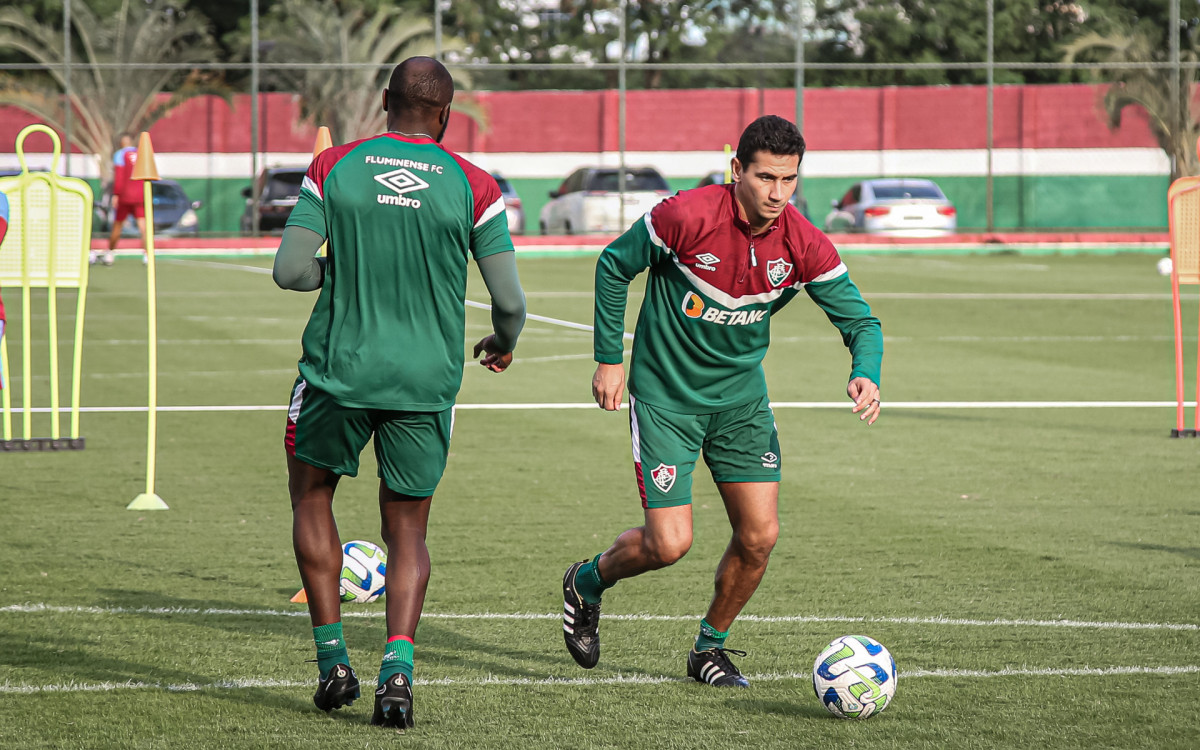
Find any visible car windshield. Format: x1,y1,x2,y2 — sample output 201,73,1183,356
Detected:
871,184,943,200
265,171,305,200
587,170,669,192
493,175,514,195
152,184,187,209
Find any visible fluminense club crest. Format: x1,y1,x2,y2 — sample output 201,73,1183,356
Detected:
766,258,793,287
650,463,676,493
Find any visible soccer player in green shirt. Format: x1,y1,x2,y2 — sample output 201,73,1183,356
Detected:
561,115,882,687
274,57,526,728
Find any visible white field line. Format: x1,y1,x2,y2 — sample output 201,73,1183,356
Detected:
464,299,634,341
3,604,1196,632
59,333,1188,347
463,351,627,367
169,258,273,275
2,665,1197,695
162,258,633,339
14,400,1199,414
866,292,1185,300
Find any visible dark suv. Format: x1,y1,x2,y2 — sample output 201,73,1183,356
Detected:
241,167,307,233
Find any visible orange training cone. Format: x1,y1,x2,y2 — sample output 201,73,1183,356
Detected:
130,132,160,181
313,126,332,158
290,588,308,603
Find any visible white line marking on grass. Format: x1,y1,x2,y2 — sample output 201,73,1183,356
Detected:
2,665,1197,694
91,339,298,346
170,259,273,275
15,400,1200,414
867,292,1184,300
182,316,294,324
14,369,297,382
465,351,628,367
774,335,1187,344
466,299,634,340
4,604,1196,631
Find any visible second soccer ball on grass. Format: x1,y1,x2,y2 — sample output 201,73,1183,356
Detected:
339,540,387,603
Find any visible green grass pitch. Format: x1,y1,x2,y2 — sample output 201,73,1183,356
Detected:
1,252,1198,749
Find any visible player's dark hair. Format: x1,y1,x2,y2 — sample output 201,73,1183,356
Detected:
736,115,805,167
386,56,454,114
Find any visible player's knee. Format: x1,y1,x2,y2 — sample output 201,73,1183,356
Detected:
644,533,692,568
735,524,778,564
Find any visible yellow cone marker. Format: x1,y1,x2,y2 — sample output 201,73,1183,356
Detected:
313,126,332,158
127,132,168,511
312,127,332,258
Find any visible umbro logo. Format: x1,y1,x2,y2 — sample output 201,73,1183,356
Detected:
374,168,429,208
695,252,720,272
375,168,429,195
761,451,778,469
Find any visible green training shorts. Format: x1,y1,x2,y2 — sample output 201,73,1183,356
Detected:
285,377,454,496
629,394,781,509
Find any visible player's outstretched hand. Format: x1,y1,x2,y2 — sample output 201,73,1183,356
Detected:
848,377,881,425
473,335,514,373
592,363,626,411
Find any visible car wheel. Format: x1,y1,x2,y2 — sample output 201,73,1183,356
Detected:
539,221,548,235
564,221,572,235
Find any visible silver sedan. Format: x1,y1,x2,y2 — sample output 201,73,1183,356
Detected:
824,178,957,237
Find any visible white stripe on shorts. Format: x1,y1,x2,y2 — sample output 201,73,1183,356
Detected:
629,395,641,463
288,379,307,422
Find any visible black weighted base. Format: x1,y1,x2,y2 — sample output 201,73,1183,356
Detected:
0,437,86,451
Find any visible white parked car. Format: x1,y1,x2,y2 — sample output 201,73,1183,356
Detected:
540,166,672,234
823,178,957,237
492,172,524,235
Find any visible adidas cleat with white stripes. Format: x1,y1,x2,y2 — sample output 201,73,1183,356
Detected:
687,648,750,688
562,560,601,669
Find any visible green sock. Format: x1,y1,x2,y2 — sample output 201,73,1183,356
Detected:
574,553,612,605
694,618,729,652
379,636,414,686
313,622,349,679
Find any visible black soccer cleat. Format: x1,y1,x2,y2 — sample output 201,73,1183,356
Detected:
312,663,360,712
687,648,750,688
371,673,415,729
562,560,601,669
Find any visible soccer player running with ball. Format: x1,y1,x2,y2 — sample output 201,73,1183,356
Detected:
273,57,526,728
561,115,882,687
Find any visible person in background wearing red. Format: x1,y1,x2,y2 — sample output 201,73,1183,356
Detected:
95,133,148,266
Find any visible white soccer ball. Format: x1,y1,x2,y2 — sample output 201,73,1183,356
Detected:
339,540,387,603
812,635,897,719
1158,256,1174,276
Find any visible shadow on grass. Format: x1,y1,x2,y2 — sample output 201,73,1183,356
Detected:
0,630,316,718
85,589,656,684
728,697,829,719
1107,541,1200,560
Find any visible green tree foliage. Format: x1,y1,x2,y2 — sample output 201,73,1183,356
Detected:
1063,23,1200,179
807,0,1121,86
245,0,483,143
0,0,221,180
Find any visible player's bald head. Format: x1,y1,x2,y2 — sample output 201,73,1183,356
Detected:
386,56,454,115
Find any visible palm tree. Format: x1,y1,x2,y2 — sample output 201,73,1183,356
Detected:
0,0,221,183
1063,28,1200,180
257,0,484,145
